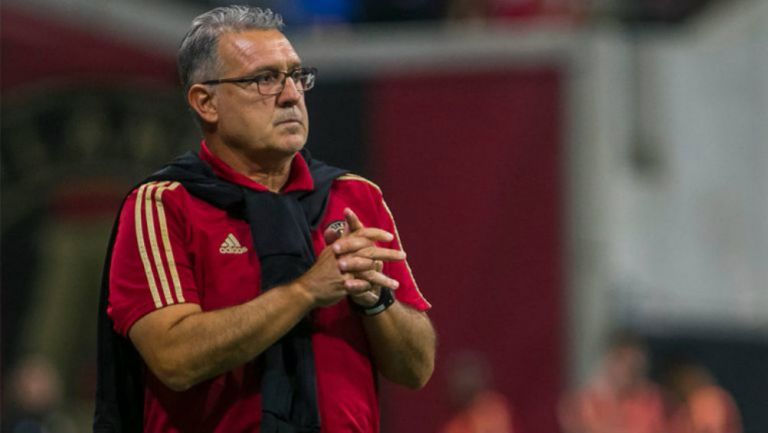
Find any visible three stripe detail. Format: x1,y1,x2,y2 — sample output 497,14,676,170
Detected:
134,181,184,308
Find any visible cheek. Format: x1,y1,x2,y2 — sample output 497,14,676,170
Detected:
231,104,272,130
219,108,272,141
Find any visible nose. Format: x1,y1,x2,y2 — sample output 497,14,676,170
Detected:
276,76,302,107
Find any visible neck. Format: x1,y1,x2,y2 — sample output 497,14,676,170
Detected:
207,138,294,193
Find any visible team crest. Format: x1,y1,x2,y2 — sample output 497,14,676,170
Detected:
326,220,347,237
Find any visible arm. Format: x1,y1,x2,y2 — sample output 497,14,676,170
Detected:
129,248,330,392
361,300,436,389
128,228,404,392
333,208,436,389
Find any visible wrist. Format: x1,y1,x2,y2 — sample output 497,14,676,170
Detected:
287,280,317,308
349,287,381,308
349,287,395,316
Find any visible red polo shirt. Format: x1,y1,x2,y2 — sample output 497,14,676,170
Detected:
107,143,430,433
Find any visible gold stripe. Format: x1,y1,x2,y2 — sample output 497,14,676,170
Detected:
337,174,382,193
381,199,431,308
155,182,184,303
135,183,162,308
145,182,174,305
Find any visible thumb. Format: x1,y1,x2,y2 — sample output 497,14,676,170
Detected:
324,226,342,245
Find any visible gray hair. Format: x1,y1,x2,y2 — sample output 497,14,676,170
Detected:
178,6,284,93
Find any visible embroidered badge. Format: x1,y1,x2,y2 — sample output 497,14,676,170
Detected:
326,220,347,237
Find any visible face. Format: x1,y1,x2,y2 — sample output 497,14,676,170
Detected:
200,29,309,161
605,345,647,389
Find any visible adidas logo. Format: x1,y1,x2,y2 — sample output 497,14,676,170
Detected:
219,233,248,254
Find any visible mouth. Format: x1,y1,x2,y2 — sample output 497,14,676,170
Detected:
275,118,302,126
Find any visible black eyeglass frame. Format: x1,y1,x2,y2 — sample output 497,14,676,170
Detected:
199,67,318,96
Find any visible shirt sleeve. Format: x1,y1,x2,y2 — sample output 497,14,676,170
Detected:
371,189,431,312
107,181,200,336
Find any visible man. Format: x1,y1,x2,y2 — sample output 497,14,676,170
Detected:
558,332,666,433
94,6,435,433
439,352,516,433
664,360,742,433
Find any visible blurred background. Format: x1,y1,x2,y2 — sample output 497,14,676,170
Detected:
2,0,766,432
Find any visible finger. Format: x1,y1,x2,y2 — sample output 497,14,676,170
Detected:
358,270,400,289
338,251,404,272
324,226,343,245
332,236,375,255
332,229,394,254
352,227,394,242
343,278,372,292
348,246,406,262
338,256,377,273
344,208,364,232
349,291,380,305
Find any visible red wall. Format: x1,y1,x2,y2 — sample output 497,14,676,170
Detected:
371,70,564,433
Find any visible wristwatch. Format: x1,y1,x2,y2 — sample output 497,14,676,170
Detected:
350,287,395,316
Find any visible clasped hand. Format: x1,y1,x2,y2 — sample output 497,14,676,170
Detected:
329,208,404,307
298,208,405,308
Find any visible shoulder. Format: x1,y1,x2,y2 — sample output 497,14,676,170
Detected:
328,174,393,227
124,180,188,207
129,180,185,197
335,173,382,192
119,180,193,223
333,173,383,198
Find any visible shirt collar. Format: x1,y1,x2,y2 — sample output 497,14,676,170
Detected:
199,141,315,193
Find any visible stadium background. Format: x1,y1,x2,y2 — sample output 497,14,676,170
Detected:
2,1,767,432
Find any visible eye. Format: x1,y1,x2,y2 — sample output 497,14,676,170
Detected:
254,71,279,85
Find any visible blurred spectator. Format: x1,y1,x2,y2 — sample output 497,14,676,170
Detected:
439,351,516,433
273,0,363,26
558,331,667,433
618,0,714,23
2,355,76,433
444,0,490,23
488,0,583,21
205,0,363,26
363,0,443,22
663,360,742,433
444,0,583,24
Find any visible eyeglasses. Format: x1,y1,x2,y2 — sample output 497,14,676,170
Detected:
200,67,317,96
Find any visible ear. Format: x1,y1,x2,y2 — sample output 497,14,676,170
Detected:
187,84,218,124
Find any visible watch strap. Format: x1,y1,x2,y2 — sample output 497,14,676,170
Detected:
350,287,395,316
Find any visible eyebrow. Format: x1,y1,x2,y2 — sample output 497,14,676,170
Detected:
246,61,303,75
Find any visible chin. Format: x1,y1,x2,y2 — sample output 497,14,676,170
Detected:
264,142,303,160
280,134,308,153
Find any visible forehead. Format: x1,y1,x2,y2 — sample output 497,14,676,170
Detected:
217,29,300,73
